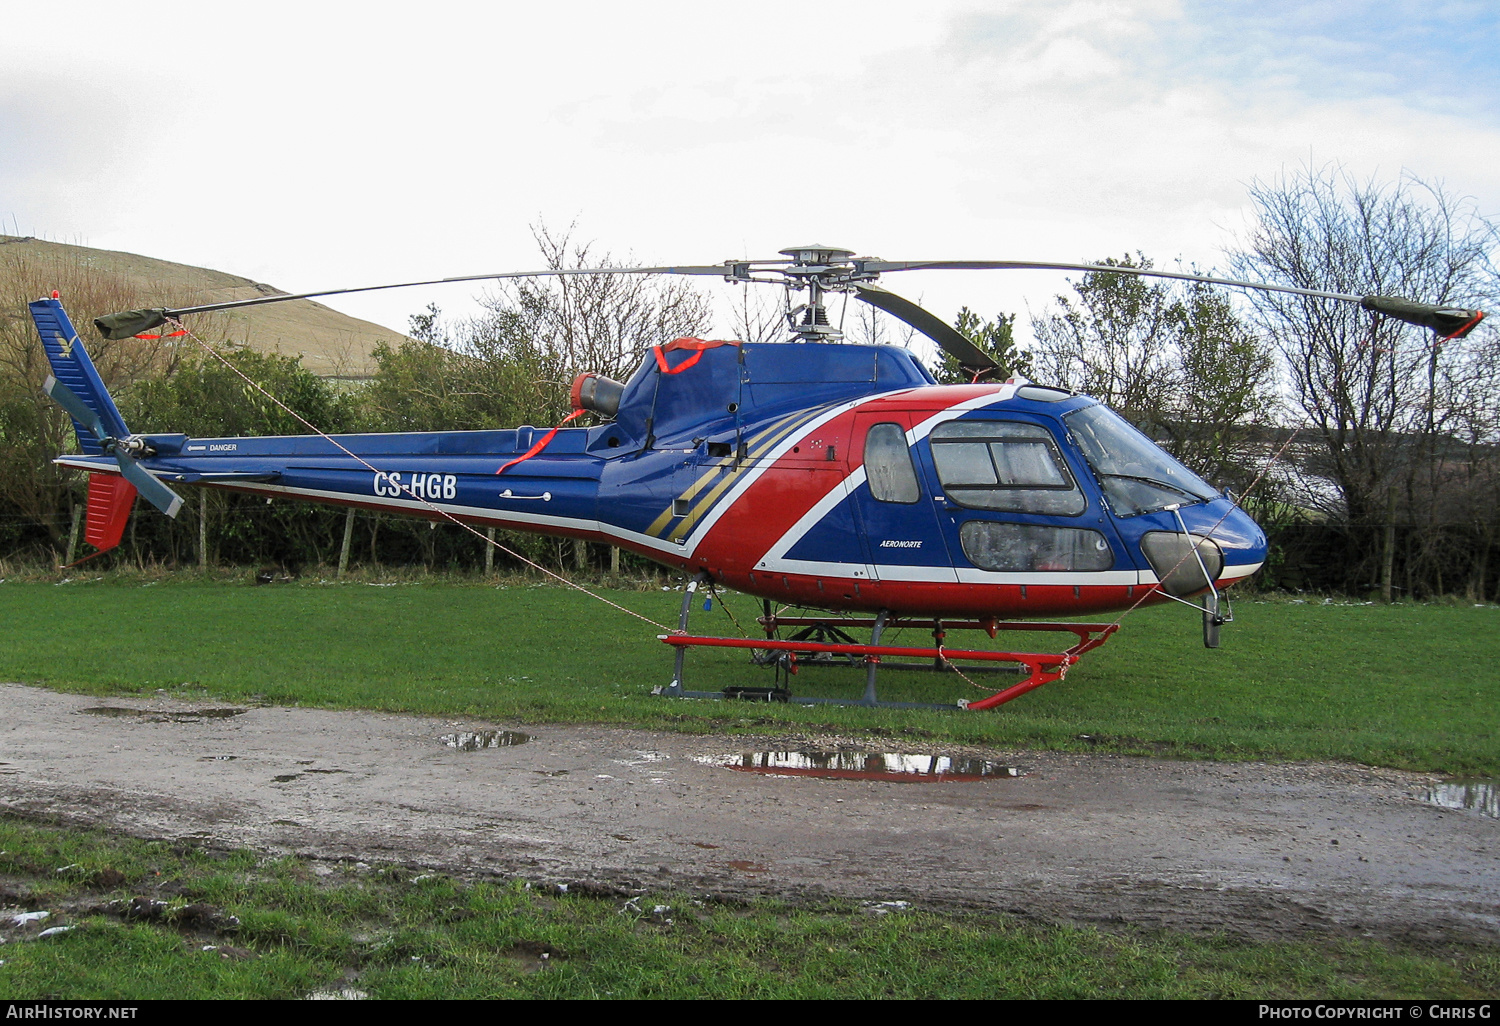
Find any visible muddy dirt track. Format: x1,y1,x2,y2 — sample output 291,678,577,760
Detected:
1,684,1496,944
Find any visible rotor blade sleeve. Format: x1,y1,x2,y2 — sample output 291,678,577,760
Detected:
1359,296,1485,338
93,309,169,340
853,283,1003,379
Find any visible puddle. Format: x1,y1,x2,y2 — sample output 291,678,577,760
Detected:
81,707,247,722
693,750,1021,782
615,751,670,766
690,750,1020,780
726,860,769,874
81,706,151,718
1426,779,1498,818
440,730,531,751
272,773,303,783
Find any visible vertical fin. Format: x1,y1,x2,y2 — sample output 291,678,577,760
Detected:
28,298,131,453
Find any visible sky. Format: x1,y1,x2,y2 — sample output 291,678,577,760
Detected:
4,0,1498,347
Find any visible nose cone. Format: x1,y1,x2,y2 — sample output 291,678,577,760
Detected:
1179,498,1269,579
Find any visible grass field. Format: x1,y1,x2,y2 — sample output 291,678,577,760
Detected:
1,816,1496,1000
0,574,1496,775
2,573,1498,999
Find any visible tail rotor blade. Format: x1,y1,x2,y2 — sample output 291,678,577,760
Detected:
43,375,108,442
116,453,184,519
44,374,183,518
853,283,1004,380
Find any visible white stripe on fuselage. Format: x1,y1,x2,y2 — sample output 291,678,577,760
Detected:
677,389,926,552
755,387,1016,581
752,388,1263,587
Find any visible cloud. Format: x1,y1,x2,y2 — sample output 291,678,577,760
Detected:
4,0,1495,337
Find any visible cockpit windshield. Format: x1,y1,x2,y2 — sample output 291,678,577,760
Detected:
1063,404,1218,516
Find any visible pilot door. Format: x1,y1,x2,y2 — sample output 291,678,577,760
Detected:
919,415,1125,580
849,414,959,584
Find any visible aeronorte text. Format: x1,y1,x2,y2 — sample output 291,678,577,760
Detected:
373,472,457,500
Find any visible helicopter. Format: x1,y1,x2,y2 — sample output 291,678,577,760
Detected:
30,245,1485,710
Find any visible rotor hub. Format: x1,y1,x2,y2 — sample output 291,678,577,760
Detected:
778,244,857,274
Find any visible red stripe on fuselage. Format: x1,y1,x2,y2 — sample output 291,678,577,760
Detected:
713,569,1240,619
692,385,1004,573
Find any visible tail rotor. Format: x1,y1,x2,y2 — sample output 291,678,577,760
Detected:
31,297,185,520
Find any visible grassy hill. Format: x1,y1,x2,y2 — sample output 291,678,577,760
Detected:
0,235,405,378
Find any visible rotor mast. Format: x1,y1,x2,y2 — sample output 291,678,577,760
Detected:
778,244,856,343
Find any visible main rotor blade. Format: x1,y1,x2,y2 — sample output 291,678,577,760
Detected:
858,259,1366,304
43,375,107,441
853,283,1004,380
859,260,1488,338
115,453,184,519
94,264,734,339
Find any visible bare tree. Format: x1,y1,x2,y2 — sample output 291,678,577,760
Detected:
478,223,714,393
726,283,788,345
1413,321,1500,600
1228,165,1499,597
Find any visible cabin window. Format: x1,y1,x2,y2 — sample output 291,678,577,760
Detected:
864,422,920,504
1063,403,1219,516
960,522,1114,572
930,420,1085,515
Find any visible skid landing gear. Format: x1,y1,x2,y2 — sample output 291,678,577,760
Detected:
653,573,1119,711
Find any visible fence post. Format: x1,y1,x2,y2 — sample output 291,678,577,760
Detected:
198,491,209,568
64,503,82,566
1381,487,1396,603
485,526,496,575
338,506,355,577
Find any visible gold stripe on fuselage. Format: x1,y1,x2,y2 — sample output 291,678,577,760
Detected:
645,407,828,540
